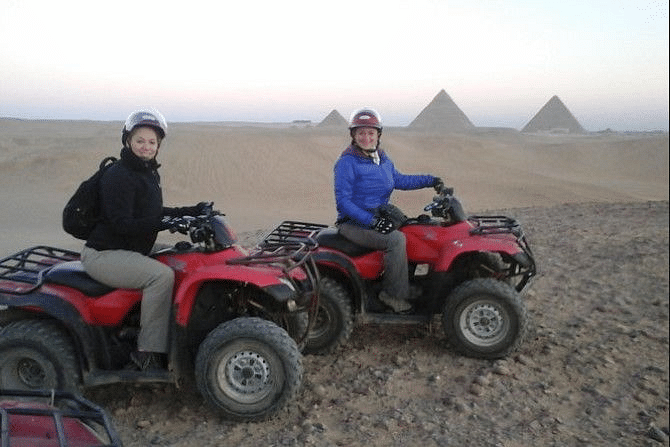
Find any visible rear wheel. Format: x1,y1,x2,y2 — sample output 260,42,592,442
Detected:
442,278,528,359
195,317,302,422
0,320,80,392
304,277,353,355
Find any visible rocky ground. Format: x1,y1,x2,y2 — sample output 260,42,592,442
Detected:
86,201,669,446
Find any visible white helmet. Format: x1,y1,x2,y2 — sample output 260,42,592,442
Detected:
122,109,168,147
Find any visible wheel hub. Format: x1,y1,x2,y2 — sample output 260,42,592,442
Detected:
17,357,46,389
463,302,504,342
222,351,271,395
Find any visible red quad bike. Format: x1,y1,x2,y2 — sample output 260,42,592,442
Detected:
0,204,321,422
0,388,123,446
262,186,536,359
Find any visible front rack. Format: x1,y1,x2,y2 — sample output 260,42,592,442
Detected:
469,215,536,290
259,221,329,249
0,246,79,295
227,222,328,335
468,215,522,236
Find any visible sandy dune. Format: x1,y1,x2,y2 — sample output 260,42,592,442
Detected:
0,119,667,254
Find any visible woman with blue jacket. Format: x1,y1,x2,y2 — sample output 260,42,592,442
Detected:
334,108,442,312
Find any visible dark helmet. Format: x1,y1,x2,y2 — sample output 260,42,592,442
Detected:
122,109,168,147
348,107,382,136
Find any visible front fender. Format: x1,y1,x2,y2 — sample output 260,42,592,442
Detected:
435,236,525,272
173,263,299,326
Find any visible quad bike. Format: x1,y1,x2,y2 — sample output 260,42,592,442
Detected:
0,388,122,446
261,186,536,359
0,204,321,422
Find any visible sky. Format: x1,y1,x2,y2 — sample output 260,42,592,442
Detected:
1,0,668,131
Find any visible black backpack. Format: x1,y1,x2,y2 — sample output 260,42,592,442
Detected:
62,156,118,240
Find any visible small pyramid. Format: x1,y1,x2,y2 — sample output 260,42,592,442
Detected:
522,96,585,134
408,90,474,131
317,109,347,127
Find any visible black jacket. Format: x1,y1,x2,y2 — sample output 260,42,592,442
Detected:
86,147,184,255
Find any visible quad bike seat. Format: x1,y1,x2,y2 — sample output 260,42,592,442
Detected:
44,261,115,297
316,228,377,258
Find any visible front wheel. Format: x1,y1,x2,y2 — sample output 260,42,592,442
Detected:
442,278,528,359
0,320,80,393
195,317,302,422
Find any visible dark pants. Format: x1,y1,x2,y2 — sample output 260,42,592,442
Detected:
337,223,409,300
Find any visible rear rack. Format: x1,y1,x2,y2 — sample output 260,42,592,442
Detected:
0,388,122,447
0,246,79,295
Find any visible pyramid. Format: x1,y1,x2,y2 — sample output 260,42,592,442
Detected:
317,109,347,127
408,90,475,131
522,96,585,134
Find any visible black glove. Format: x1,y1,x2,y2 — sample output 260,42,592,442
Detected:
158,215,175,231
372,216,395,234
432,177,444,192
170,217,190,234
158,216,190,234
181,201,211,217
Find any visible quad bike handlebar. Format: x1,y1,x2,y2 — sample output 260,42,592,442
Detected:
423,185,467,222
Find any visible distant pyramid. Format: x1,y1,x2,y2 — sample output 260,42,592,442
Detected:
408,90,474,131
317,109,347,127
522,96,585,134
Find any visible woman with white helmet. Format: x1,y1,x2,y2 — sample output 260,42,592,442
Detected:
81,109,208,370
333,107,443,312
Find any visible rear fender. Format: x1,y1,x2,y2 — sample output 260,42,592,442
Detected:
312,250,366,312
173,263,301,326
0,291,106,379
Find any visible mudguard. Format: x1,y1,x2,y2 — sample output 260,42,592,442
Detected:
172,263,304,326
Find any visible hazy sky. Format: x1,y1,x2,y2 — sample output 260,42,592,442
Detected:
1,0,668,131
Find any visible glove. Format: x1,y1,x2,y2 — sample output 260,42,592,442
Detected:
158,215,175,231
372,216,395,234
181,201,211,217
158,216,190,234
432,177,444,192
170,217,190,234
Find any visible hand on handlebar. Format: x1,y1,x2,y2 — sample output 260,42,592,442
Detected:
372,216,395,234
159,216,191,234
432,177,444,192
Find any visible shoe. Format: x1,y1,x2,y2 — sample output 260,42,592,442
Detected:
129,351,165,371
378,291,412,313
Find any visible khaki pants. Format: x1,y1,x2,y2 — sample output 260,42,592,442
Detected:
81,246,174,353
337,223,409,300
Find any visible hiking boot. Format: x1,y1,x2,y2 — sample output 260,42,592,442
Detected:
129,351,165,371
378,291,412,313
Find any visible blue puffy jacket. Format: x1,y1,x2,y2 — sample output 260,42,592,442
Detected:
334,145,436,227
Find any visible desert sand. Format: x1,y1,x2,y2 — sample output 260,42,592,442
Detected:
0,119,666,254
0,119,668,445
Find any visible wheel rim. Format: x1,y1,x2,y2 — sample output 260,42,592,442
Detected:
459,299,509,347
0,350,57,390
217,350,274,404
17,357,47,388
309,304,332,340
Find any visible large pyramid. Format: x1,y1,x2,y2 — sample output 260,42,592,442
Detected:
522,96,585,134
408,89,475,131
317,109,347,128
